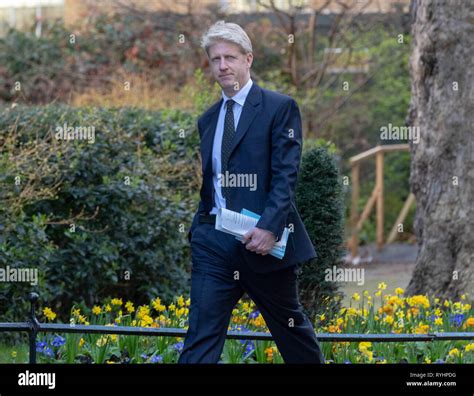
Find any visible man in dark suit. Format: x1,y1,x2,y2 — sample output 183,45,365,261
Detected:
178,21,325,364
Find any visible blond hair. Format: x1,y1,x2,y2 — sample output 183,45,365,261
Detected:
201,20,253,56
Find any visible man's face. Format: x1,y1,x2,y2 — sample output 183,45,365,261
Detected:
208,41,253,96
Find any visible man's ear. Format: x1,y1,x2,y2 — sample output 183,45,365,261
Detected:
247,53,253,68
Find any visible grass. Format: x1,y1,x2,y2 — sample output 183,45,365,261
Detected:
0,343,29,364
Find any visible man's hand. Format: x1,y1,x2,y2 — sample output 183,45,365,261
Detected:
241,227,276,256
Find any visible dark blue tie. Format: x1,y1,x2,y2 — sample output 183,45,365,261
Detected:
221,99,235,208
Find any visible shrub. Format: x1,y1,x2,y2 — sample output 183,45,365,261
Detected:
296,143,345,320
0,105,200,324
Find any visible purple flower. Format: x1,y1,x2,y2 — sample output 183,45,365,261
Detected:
141,353,149,360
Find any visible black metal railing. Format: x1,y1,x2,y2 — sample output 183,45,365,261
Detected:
1,293,473,364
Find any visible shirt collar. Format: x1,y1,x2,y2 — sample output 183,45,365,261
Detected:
221,78,253,107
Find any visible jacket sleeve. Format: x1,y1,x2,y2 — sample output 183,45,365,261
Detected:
255,98,302,240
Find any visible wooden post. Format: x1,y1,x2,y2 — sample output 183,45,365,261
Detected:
350,163,360,257
348,144,409,259
387,193,416,244
376,150,384,250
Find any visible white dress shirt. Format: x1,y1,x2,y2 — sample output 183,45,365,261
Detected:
209,78,254,215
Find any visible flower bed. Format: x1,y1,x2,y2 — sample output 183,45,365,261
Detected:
18,284,474,364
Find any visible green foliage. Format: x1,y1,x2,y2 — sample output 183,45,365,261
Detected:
0,105,200,324
296,145,345,320
183,69,221,116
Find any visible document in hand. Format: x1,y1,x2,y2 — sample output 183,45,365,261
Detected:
215,207,289,259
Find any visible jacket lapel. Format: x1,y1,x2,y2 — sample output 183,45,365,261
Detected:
200,82,262,177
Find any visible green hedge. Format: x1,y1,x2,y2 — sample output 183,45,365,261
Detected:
296,143,345,319
0,105,200,323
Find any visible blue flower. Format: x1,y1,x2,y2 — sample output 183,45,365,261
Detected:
242,341,255,358
36,341,47,352
51,336,65,347
141,353,149,360
449,313,465,327
344,360,352,364
434,359,445,364
150,355,163,363
249,311,260,319
173,341,184,353
42,347,54,358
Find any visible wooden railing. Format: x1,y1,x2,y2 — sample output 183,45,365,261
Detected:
349,144,415,258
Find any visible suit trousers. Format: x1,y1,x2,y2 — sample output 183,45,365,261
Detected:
177,222,325,364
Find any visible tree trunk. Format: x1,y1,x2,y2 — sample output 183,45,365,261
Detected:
406,0,473,300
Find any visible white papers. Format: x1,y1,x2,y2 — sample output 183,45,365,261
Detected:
215,208,289,259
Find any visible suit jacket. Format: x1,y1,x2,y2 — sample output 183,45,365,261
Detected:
188,82,317,273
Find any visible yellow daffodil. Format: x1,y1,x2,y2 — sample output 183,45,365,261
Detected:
111,298,122,306
137,305,150,319
92,306,102,315
448,348,460,357
359,342,372,351
43,307,57,321
125,301,135,313
464,343,474,353
96,336,108,347
407,295,430,309
414,323,429,334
